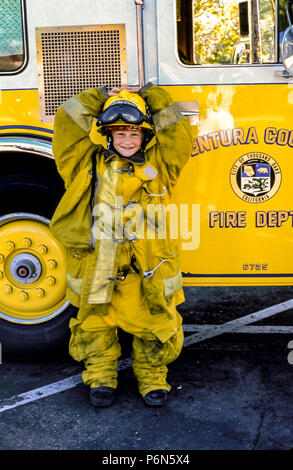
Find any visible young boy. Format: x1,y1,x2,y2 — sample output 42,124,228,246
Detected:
50,83,193,407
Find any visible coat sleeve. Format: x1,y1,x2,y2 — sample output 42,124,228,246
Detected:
52,86,109,188
139,83,193,187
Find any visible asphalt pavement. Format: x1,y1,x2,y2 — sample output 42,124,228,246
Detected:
0,285,293,458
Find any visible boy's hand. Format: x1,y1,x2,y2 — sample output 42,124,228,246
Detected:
108,86,140,96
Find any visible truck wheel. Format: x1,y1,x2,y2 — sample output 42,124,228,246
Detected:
0,172,76,359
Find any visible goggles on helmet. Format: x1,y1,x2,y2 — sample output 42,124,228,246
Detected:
98,102,151,126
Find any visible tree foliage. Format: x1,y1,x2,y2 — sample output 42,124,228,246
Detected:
193,0,240,64
192,0,276,65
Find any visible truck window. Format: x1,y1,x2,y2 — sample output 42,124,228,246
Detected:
0,0,26,73
177,0,293,65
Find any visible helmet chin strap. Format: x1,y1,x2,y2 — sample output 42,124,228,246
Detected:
107,134,113,150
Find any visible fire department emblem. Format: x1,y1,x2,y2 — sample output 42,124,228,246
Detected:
230,152,281,203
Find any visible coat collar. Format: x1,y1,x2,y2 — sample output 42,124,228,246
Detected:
103,148,146,165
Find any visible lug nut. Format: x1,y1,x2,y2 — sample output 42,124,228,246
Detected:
36,288,45,298
6,241,15,251
4,284,13,295
46,276,56,286
23,238,32,247
19,291,29,301
38,244,48,255
48,259,57,269
0,254,5,263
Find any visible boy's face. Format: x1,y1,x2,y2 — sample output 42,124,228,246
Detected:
112,129,143,158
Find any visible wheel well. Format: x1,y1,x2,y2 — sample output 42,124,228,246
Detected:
0,150,65,218
1,151,63,185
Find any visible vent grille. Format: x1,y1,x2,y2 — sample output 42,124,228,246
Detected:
36,25,127,121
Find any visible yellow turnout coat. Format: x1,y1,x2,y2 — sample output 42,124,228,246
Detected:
50,83,193,394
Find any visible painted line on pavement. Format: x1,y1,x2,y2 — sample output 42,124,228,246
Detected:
1,298,293,414
183,299,293,347
0,358,132,414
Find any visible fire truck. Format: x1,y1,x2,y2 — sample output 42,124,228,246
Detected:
1,0,293,357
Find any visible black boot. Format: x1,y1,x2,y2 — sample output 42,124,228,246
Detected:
89,386,116,408
143,389,168,407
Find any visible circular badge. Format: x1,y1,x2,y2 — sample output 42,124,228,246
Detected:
230,152,281,203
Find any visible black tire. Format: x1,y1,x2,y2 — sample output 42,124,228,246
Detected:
0,170,77,359
0,306,77,361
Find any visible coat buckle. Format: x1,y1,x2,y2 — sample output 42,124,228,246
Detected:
143,258,168,278
108,266,131,282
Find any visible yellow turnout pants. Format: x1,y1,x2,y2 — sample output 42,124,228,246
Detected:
68,244,184,397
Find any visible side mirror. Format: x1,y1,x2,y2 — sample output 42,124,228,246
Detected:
282,25,293,74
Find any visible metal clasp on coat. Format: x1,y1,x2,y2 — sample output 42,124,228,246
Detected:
114,200,138,211
108,269,130,282
144,258,168,279
114,235,138,244
148,186,167,197
115,168,134,175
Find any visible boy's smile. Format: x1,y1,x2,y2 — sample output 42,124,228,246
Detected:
112,129,143,158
